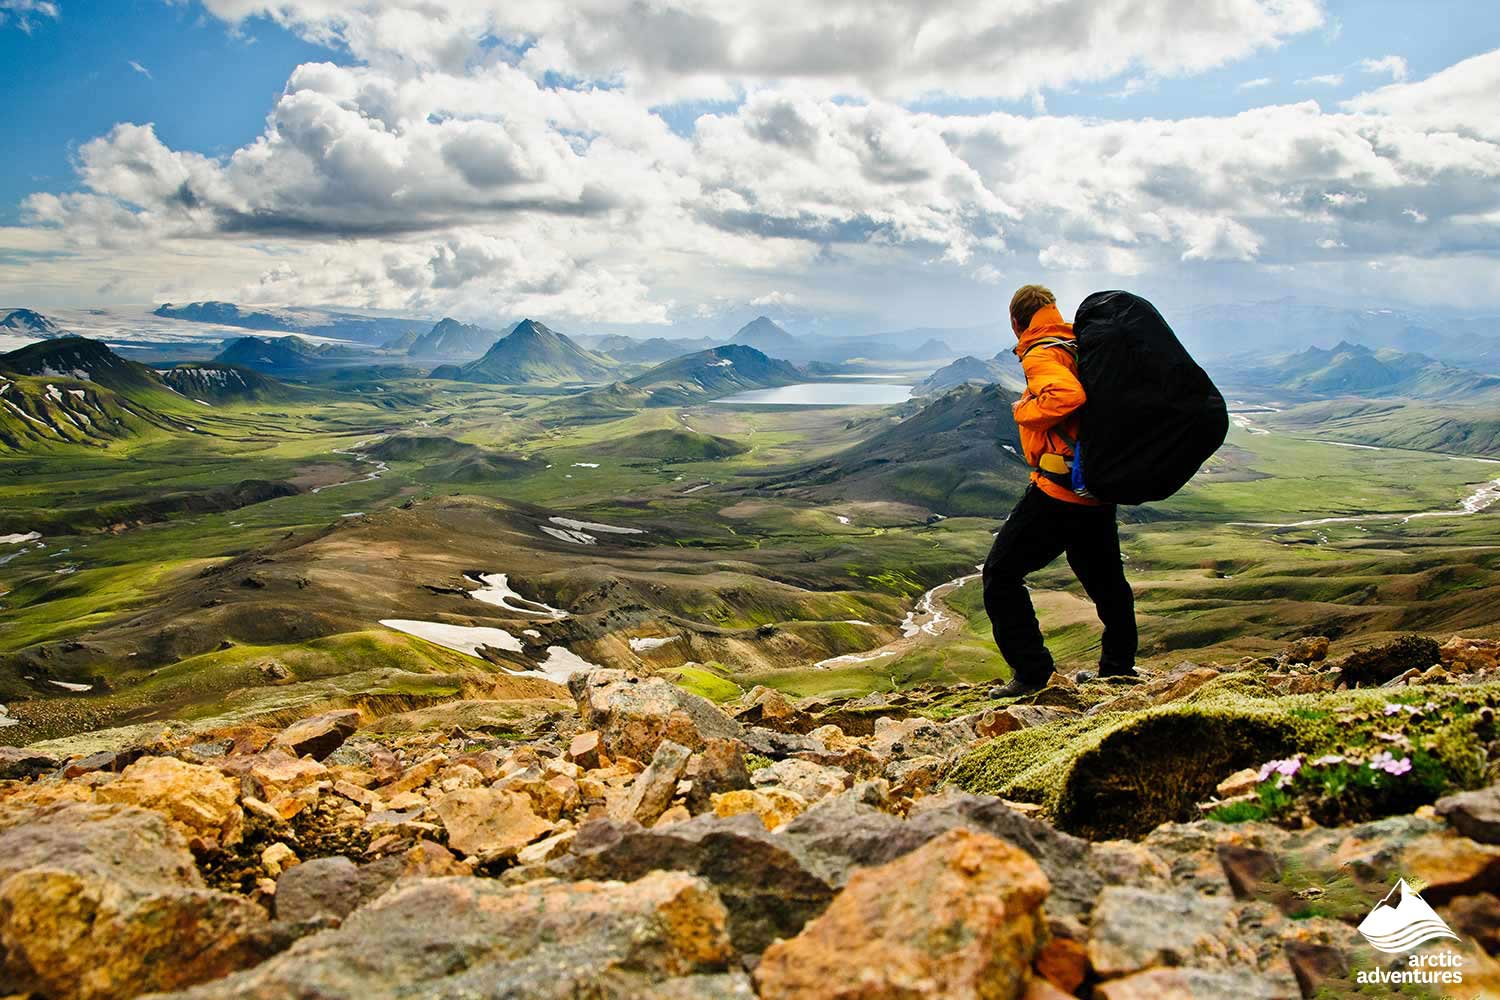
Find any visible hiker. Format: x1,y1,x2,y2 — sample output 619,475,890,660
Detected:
985,284,1137,698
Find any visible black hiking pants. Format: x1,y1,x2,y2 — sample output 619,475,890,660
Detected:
982,484,1137,682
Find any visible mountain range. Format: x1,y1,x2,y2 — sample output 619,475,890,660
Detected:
155,301,424,346
1228,340,1500,402
543,344,802,422
913,354,1026,396
214,336,364,375
761,382,1029,516
431,319,612,385
406,318,502,360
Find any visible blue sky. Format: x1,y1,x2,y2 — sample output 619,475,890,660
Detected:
0,0,343,224
2,1,1499,334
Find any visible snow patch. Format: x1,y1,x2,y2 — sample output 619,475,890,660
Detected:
629,636,679,652
0,532,40,545
48,679,93,692
541,525,596,545
466,572,569,619
380,619,523,657
549,516,644,536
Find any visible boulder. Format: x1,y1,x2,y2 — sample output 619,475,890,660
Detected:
1280,636,1329,664
616,740,693,826
1092,967,1287,999
568,730,607,769
0,746,58,780
94,756,242,844
157,871,735,999
974,705,1076,738
1087,887,1243,979
752,829,1050,1000
571,670,743,760
271,710,361,761
0,803,273,999
1436,784,1500,844
712,788,807,831
685,738,752,813
1334,634,1442,687
432,787,553,861
545,813,836,954
750,757,851,804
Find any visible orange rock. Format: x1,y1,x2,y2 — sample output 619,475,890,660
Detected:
1035,936,1089,993
94,756,242,844
753,828,1050,1000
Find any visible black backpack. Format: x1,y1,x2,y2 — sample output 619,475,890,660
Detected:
1064,291,1227,505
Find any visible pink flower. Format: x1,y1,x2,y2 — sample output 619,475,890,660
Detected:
1384,704,1403,716
1310,754,1346,767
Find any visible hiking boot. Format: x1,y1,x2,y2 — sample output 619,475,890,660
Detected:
991,674,1051,699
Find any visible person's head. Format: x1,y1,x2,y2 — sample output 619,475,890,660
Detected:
1009,284,1056,337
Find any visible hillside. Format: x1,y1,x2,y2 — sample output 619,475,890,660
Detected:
913,354,1024,395
159,363,293,403
0,339,195,451
213,335,364,375
760,382,1030,515
433,319,612,385
1267,399,1500,457
1,336,170,396
408,318,500,360
547,345,802,421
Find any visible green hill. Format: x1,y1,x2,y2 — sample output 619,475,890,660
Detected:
434,320,611,385
159,363,294,403
760,382,1031,515
595,427,749,461
541,344,802,423
0,338,198,451
1267,399,1500,457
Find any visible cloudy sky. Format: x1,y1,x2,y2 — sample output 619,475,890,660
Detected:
1,0,1498,336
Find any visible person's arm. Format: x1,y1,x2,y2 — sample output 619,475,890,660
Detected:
1013,348,1086,430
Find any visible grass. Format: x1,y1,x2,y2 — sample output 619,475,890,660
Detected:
4,368,1499,744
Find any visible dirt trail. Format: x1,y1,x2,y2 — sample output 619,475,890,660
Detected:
816,569,980,668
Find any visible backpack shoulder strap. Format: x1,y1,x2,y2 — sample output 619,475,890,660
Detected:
1021,337,1078,360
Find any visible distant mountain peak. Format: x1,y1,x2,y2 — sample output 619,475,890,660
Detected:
0,308,68,339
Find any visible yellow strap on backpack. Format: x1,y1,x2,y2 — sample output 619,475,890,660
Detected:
1037,453,1071,475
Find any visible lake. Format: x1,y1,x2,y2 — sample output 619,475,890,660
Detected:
716,382,914,406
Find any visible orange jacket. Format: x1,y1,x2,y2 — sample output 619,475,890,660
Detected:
1011,303,1099,506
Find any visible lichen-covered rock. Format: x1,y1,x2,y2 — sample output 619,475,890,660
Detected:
750,757,851,803
752,828,1050,1000
158,871,735,999
271,710,361,761
0,746,59,780
0,803,273,999
571,669,743,760
94,755,242,844
432,787,553,860
685,738,751,813
1092,967,1287,999
616,740,692,825
712,787,807,830
545,813,836,954
1087,887,1246,978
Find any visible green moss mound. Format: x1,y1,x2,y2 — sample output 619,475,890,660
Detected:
947,682,1500,840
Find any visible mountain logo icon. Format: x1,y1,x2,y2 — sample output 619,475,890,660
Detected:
1357,878,1460,953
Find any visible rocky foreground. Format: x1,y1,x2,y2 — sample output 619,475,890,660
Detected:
1,634,1500,998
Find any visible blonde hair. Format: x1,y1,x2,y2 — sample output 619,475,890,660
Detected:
1009,284,1057,331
